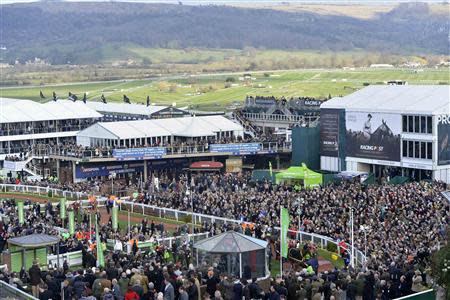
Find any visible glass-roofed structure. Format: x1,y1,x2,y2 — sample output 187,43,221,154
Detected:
193,231,269,279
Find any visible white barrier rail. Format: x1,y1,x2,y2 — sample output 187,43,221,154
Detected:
0,183,87,200
0,280,38,300
0,184,367,267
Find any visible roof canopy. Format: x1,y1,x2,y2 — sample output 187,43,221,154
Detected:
194,231,267,253
81,101,181,116
77,116,244,140
0,98,101,124
8,234,59,248
275,163,323,187
321,85,450,115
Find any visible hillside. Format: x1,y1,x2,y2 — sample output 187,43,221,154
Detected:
1,2,449,65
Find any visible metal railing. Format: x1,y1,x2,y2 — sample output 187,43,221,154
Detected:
107,199,367,267
40,141,292,159
46,233,211,268
0,124,92,137
0,183,87,200
0,280,38,300
0,184,367,267
243,112,319,124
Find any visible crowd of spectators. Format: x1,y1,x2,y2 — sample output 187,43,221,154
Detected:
0,170,448,299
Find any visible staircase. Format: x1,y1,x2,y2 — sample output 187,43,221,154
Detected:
232,110,257,138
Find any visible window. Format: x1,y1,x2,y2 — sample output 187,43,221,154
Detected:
402,116,408,132
427,142,432,160
403,140,408,157
414,116,420,132
420,116,426,133
408,141,414,158
408,116,414,132
414,141,420,158
420,142,426,159
427,116,432,134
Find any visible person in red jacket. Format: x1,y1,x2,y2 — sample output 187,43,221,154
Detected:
125,285,140,300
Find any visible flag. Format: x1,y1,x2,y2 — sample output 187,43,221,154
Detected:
269,161,273,177
17,200,24,225
95,215,105,267
39,90,45,99
68,92,77,102
280,207,290,258
68,210,75,235
112,205,118,231
60,198,67,219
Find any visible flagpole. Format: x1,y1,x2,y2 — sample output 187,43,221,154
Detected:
280,207,282,276
351,207,355,269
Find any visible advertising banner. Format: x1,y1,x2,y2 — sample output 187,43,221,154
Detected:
346,112,401,161
320,109,340,157
226,157,243,173
3,161,26,172
437,115,450,166
75,162,144,179
210,143,262,155
147,159,189,171
301,99,322,107
112,147,166,161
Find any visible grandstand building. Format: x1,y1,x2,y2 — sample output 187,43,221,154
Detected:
235,96,321,137
46,115,291,183
320,85,450,183
0,98,102,178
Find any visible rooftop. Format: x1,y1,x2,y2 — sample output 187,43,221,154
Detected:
321,85,450,115
77,115,243,140
0,98,102,123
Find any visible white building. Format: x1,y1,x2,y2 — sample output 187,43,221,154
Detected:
0,98,102,157
76,115,244,148
320,85,450,183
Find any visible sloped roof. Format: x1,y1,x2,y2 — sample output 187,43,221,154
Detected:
0,98,102,123
83,101,177,116
77,116,243,140
8,234,59,248
193,231,267,253
321,85,450,115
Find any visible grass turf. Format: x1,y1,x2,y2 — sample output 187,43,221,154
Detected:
2,68,448,111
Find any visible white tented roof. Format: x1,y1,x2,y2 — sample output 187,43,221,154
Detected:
321,85,450,115
0,98,102,123
82,101,170,116
77,116,243,140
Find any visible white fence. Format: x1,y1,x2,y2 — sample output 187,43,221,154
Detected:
0,280,38,300
0,183,86,199
47,232,210,268
0,184,367,267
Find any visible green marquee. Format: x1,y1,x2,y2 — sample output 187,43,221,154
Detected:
275,163,323,188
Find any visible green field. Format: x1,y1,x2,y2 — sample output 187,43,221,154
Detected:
1,68,448,111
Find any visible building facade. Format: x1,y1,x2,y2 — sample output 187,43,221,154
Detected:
319,85,450,183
